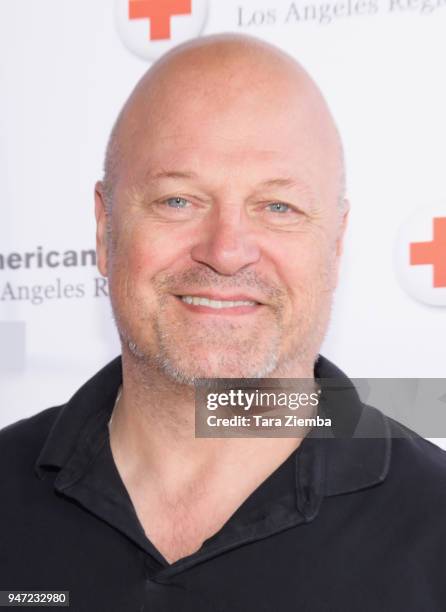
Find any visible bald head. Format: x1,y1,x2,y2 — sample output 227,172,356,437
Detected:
101,33,345,212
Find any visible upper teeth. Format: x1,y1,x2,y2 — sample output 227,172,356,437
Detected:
181,296,257,308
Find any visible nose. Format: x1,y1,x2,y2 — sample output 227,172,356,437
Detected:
190,207,261,275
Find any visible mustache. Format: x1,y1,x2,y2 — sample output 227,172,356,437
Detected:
154,267,286,304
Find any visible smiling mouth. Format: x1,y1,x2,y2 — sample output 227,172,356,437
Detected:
175,295,261,310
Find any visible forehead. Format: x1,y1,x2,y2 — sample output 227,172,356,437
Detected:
121,105,336,204
115,59,341,201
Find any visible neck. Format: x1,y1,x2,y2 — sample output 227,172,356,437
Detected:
109,347,317,490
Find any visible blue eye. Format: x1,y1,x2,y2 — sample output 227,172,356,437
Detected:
268,202,290,213
166,197,189,208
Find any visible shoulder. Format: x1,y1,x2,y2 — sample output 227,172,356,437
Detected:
0,406,62,470
386,414,446,483
379,413,446,532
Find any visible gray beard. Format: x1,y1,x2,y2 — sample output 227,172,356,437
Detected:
122,331,281,386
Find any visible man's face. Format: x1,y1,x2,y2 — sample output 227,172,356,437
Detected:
96,63,347,382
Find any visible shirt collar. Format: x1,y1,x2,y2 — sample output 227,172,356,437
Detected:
35,355,391,499
35,357,122,479
312,355,392,497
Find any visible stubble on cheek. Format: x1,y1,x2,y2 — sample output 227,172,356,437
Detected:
275,241,339,369
109,263,290,379
105,224,339,380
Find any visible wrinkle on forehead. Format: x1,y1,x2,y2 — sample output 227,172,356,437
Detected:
102,33,345,211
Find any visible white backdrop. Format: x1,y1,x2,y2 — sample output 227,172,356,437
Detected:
1,0,445,446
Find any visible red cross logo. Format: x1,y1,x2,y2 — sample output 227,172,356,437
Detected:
410,217,446,288
129,0,192,40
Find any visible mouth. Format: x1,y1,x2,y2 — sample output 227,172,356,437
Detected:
174,294,263,314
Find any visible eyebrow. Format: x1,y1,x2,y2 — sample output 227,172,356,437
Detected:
150,170,198,181
256,178,298,189
148,171,299,189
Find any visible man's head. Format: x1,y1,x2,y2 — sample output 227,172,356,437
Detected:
95,33,349,384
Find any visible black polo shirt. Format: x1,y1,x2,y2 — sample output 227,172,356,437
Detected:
1,356,446,611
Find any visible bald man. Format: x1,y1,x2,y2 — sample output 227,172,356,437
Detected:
1,34,445,612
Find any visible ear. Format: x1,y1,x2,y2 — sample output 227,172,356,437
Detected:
94,181,109,277
336,198,350,256
333,198,350,286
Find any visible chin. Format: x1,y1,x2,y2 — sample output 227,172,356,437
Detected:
154,348,281,385
121,316,286,382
